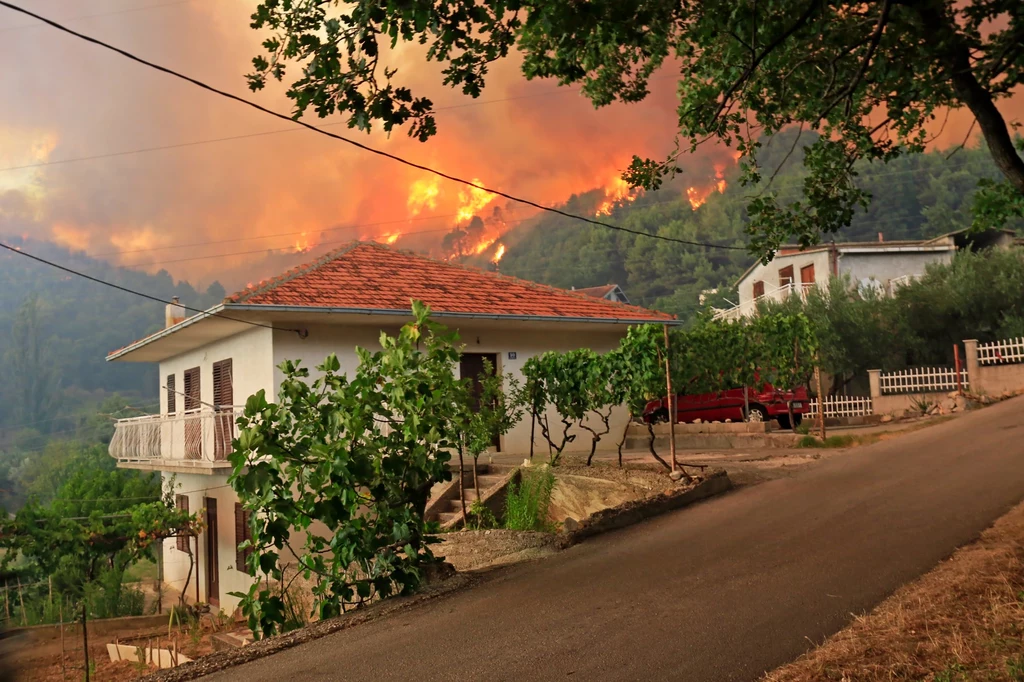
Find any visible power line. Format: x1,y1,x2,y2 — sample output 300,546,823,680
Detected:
0,242,300,335
0,1,743,253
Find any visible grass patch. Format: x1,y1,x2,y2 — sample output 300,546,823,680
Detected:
763,500,1024,682
504,468,555,531
797,434,857,449
124,558,157,582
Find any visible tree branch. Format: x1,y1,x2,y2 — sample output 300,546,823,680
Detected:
816,0,892,123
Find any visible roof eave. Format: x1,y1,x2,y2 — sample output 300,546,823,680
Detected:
223,303,676,325
105,304,228,362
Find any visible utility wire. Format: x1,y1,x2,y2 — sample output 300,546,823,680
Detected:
0,0,742,252
0,242,299,335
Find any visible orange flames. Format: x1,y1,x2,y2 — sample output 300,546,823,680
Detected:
492,243,506,264
686,164,729,210
456,180,496,223
408,177,441,216
595,177,643,216
294,231,313,253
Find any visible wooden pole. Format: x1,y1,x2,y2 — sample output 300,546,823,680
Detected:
194,536,200,605
16,577,26,626
4,582,10,622
814,363,826,441
156,538,164,615
663,325,677,472
82,603,90,682
60,602,66,682
954,344,964,396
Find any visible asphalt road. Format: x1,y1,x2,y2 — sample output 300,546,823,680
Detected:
206,397,1024,682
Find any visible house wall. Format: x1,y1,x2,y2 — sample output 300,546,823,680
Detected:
272,322,630,456
737,250,832,307
161,472,252,614
838,250,953,288
159,327,275,413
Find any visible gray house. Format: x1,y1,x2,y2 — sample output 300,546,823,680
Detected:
716,228,1017,320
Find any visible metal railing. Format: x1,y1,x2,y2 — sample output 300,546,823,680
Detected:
109,407,244,466
712,282,810,321
977,336,1024,366
878,367,968,395
807,396,873,418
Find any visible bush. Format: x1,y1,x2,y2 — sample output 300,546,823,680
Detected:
504,469,555,531
797,434,856,448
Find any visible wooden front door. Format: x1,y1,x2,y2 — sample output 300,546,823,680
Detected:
212,359,233,461
183,367,201,460
205,498,219,605
459,353,500,450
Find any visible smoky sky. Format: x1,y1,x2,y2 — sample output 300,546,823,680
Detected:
0,0,1018,290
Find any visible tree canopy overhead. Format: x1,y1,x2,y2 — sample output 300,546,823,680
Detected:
247,0,1024,256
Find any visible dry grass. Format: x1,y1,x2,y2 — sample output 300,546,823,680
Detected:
764,501,1024,682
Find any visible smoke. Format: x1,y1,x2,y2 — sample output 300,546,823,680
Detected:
0,1,1017,290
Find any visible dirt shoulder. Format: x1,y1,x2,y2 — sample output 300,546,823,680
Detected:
764,500,1024,682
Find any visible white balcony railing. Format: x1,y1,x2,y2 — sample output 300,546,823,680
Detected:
109,407,244,466
712,282,810,321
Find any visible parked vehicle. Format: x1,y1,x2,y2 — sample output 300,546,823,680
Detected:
643,383,809,430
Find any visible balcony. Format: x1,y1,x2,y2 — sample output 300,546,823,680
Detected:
712,282,810,321
109,407,243,473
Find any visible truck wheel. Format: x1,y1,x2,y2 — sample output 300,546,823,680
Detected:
746,406,767,423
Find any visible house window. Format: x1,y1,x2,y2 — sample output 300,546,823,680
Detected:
800,263,815,288
166,374,176,415
779,265,795,287
175,495,189,551
183,367,201,411
752,281,765,298
235,502,252,569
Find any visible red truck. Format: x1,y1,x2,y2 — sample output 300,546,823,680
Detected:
642,383,810,430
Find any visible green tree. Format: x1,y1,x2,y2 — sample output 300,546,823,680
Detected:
246,0,1024,254
3,296,59,427
228,301,461,638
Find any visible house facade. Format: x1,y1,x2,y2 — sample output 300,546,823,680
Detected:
105,242,671,613
715,228,1018,320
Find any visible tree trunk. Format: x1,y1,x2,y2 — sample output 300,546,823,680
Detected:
646,422,671,471
528,410,536,462
472,457,480,501
82,604,90,682
616,418,631,468
915,2,1024,192
457,445,468,524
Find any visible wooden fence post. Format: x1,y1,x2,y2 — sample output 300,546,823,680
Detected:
663,325,677,473
814,363,826,441
59,602,66,682
16,577,26,626
81,603,90,682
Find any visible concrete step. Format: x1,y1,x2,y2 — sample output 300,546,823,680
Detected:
438,511,464,525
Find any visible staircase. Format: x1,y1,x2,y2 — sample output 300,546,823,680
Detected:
426,463,515,529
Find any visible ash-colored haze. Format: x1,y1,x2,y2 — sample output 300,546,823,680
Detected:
0,0,1016,289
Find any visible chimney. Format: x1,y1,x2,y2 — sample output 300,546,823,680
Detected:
878,232,884,243
165,296,185,328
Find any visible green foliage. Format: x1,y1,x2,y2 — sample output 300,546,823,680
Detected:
467,500,496,531
521,352,585,465
456,359,524,463
503,469,555,532
797,434,856,449
229,301,462,638
247,1,1024,253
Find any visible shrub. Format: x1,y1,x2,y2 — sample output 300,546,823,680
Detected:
504,469,555,531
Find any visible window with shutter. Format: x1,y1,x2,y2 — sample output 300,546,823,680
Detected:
234,502,252,568
166,374,176,414
183,367,200,411
175,495,189,551
213,359,234,460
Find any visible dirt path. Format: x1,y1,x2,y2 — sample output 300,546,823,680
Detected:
202,396,1024,682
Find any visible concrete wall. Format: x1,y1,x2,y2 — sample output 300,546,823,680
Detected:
272,321,631,456
964,339,1024,396
838,251,953,289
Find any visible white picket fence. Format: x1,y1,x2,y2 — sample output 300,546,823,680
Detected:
807,396,873,418
977,337,1024,365
878,367,968,395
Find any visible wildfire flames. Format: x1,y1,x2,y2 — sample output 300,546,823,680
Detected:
456,180,496,223
492,243,506,264
686,164,729,210
408,177,441,216
294,231,313,253
595,177,643,216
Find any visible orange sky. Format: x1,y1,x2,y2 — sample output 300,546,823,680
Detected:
0,0,1019,288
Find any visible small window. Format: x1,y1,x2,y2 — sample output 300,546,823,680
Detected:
234,503,252,569
800,263,816,288
183,367,201,411
166,374,176,414
175,495,189,551
779,265,795,287
752,281,765,298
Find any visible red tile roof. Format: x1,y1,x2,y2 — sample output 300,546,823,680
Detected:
225,242,672,321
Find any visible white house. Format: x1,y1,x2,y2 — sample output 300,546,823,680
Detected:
715,228,1018,320
105,241,671,613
